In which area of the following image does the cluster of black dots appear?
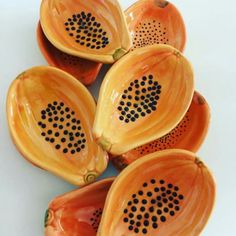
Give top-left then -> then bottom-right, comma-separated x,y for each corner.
90,208 -> 103,232
123,179 -> 184,234
38,101 -> 86,155
64,12 -> 109,50
58,51 -> 81,66
136,112 -> 190,155
132,21 -> 168,50
118,75 -> 161,123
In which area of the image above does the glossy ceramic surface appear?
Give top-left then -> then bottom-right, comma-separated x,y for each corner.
7,66 -> 108,186
93,44 -> 194,155
126,0 -> 186,51
113,91 -> 210,171
45,178 -> 114,236
40,0 -> 132,63
37,22 -> 102,85
98,149 -> 216,236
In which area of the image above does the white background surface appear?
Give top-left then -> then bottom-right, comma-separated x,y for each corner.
0,0 -> 236,235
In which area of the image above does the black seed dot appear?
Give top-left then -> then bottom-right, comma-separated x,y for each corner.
174,200 -> 179,205
150,179 -> 156,184
168,184 -> 173,188
174,186 -> 179,191
149,207 -> 154,213
41,132 -> 46,136
128,226 -> 133,231
132,199 -> 138,206
151,199 -> 156,204
55,144 -> 60,149
144,220 -> 149,226
160,216 -> 166,222
129,213 -> 134,218
137,215 -> 142,220
138,191 -> 143,196
169,196 -> 174,201
63,148 -> 68,153
179,195 -> 184,200
143,182 -> 148,187
131,206 -> 137,212
140,207 -> 145,212
142,228 -> 147,234
142,199 -> 147,204
61,138 -> 66,143
154,187 -> 159,192
175,206 -> 180,211
47,130 -> 52,135
153,223 -> 158,229
124,209 -> 128,214
163,198 -> 168,203
170,211 -> 175,216
42,124 -> 46,128
157,209 -> 162,215
164,207 -> 169,213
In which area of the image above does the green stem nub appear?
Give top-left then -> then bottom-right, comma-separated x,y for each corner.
195,158 -> 204,167
155,0 -> 169,8
44,209 -> 53,227
84,172 -> 98,184
113,48 -> 127,61
98,137 -> 112,152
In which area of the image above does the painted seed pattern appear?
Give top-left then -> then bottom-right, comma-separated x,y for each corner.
118,75 -> 161,123
135,112 -> 190,155
90,208 -> 103,232
38,101 -> 86,155
59,51 -> 81,66
132,20 -> 168,50
123,179 -> 184,234
65,12 -> 109,50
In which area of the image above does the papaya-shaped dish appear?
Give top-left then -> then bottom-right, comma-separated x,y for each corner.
45,177 -> 114,236
37,22 -> 102,85
126,0 -> 186,52
112,91 -> 210,171
93,44 -> 194,155
40,0 -> 132,63
7,66 -> 108,186
98,149 -> 216,236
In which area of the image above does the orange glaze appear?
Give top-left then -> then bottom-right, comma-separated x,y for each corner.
40,0 -> 132,63
45,178 -> 114,236
93,45 -> 194,155
7,66 -> 108,186
37,22 -> 102,85
98,150 -> 216,236
112,91 -> 210,171
126,0 -> 186,52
